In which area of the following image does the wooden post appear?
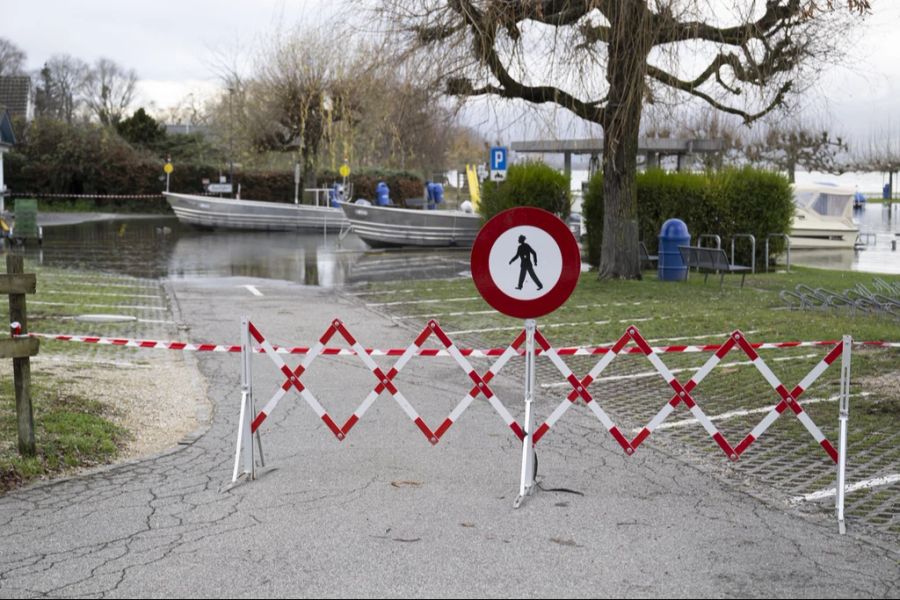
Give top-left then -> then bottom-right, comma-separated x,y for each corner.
6,254 -> 36,456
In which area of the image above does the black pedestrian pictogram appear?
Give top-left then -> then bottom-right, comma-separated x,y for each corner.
509,235 -> 543,291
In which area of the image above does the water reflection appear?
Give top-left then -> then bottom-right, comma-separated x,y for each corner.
17,217 -> 474,286
9,205 -> 900,284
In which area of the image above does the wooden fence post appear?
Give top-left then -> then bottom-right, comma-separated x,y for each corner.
3,253 -> 39,457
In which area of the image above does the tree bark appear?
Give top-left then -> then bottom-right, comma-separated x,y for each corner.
598,2 -> 653,280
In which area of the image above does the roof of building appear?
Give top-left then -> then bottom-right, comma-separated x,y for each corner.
511,137 -> 724,155
0,76 -> 32,119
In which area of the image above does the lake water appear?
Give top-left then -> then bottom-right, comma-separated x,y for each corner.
9,204 -> 900,284
22,217 -> 473,286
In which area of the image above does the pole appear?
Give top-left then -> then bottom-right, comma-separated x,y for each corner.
836,335 -> 851,534
232,317 -> 256,482
229,87 -> 235,189
7,254 -> 35,457
514,318 -> 537,509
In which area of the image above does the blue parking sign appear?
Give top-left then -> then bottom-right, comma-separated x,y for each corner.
490,146 -> 508,171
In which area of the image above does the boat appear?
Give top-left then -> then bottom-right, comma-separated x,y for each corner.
164,192 -> 348,232
790,183 -> 859,249
339,201 -> 482,248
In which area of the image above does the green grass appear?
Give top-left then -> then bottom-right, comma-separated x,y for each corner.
361,267 -> 900,347
0,376 -> 127,492
0,263 -> 152,491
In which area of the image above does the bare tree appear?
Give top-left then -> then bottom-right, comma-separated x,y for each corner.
378,0 -> 870,278
243,27 -> 354,187
34,54 -> 89,123
0,38 -> 26,76
83,58 -> 137,126
745,121 -> 848,182
855,127 -> 900,195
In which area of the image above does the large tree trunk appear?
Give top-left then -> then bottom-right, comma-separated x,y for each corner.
598,2 -> 653,280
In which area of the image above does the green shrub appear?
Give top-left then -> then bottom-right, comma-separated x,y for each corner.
583,167 -> 792,268
479,162 -> 570,221
711,167 -> 793,263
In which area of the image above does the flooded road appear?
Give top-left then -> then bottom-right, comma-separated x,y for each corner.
24,216 -> 473,286
10,203 -> 900,283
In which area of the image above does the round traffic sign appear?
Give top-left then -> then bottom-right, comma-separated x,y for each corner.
471,207 -> 581,319
339,164 -> 351,178
163,162 -> 174,174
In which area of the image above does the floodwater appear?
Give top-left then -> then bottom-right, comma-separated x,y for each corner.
790,203 -> 900,275
9,204 -> 900,284
19,217 -> 473,286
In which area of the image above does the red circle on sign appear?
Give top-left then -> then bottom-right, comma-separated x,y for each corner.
471,207 -> 581,319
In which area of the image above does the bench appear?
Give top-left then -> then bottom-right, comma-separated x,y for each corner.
639,242 -> 658,270
678,246 -> 751,288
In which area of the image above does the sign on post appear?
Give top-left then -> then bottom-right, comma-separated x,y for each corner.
471,206 -> 581,319
470,206 -> 581,508
489,146 -> 508,181
208,183 -> 234,194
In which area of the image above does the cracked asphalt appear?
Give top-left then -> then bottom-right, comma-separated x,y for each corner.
0,277 -> 897,598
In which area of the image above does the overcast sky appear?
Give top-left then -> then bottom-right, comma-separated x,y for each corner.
6,0 -> 900,145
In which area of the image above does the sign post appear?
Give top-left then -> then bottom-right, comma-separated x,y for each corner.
163,161 -> 174,193
489,146 -> 508,181
470,206 -> 581,508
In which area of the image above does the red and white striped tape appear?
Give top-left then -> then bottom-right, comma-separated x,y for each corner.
16,330 -> 900,354
9,193 -> 163,199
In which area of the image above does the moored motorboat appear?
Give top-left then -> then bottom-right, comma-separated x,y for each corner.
164,192 -> 348,231
790,183 -> 859,249
339,201 -> 481,248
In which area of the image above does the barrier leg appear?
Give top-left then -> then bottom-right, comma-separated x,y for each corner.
514,319 -> 537,509
231,317 -> 257,484
836,335 -> 852,534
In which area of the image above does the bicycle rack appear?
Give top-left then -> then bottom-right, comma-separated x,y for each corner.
765,233 -> 791,273
731,234 -> 756,274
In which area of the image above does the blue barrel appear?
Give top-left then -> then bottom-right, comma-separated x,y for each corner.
375,181 -> 390,206
657,218 -> 690,281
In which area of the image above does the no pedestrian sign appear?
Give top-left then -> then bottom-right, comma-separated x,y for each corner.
471,207 -> 581,319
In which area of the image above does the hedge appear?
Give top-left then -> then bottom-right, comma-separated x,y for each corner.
5,118 -> 424,211
479,162 -> 571,221
583,167 -> 793,267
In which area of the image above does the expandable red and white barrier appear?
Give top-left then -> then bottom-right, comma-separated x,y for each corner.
230,317 -> 856,532
19,329 -> 900,355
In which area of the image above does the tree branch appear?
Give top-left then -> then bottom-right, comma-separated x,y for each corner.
646,64 -> 791,124
447,0 -> 605,123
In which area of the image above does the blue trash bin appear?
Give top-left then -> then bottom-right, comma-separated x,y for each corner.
884,183 -> 892,200
658,218 -> 690,281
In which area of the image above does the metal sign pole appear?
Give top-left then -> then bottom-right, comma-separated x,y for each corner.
836,335 -> 852,534
514,318 -> 537,508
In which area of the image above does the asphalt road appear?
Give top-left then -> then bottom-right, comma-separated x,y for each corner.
0,277 -> 897,598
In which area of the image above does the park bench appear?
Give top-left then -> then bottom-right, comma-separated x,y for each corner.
678,245 -> 751,288
639,242 -> 658,270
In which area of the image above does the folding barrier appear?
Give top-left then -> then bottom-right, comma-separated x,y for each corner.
230,317 -> 855,533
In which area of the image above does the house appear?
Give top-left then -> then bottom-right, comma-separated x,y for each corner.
0,76 -> 34,122
0,109 -> 15,213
